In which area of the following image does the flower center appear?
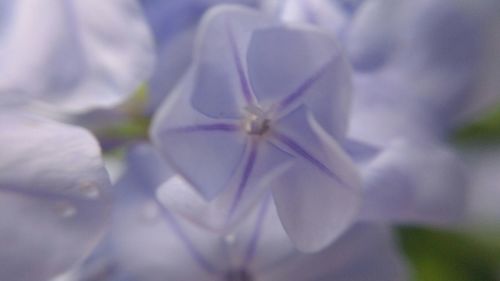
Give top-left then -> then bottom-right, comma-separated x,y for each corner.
243,106 -> 270,136
224,269 -> 254,281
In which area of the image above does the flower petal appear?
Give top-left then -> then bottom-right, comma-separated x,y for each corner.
359,139 -> 466,225
260,223 -> 409,281
270,110 -> 361,252
140,0 -> 258,113
0,111 -> 111,281
247,25 -> 351,139
157,141 -> 294,232
151,70 -> 248,199
108,144 -> 225,281
461,144 -> 500,226
0,0 -> 154,112
188,5 -> 277,118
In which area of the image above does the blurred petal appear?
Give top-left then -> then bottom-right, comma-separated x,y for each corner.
140,0 -> 257,113
349,72 -> 444,146
346,0 -> 405,71
109,144 -> 225,281
157,141 -> 294,232
0,111 -> 111,281
190,5 -> 276,119
359,139 -> 466,225
0,0 -> 154,112
259,223 -> 409,281
271,112 -> 361,252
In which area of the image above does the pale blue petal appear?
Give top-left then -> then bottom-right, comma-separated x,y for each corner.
156,141 -> 294,232
273,0 -> 349,36
259,223 -> 409,281
151,70 -> 247,200
346,0 -> 404,71
0,111 -> 111,281
0,0 -> 154,112
189,5 -> 276,119
247,25 -> 351,139
271,111 -> 361,252
109,143 -> 225,281
349,0 -> 500,129
349,72 -> 444,146
359,139 -> 466,225
140,0 -> 257,113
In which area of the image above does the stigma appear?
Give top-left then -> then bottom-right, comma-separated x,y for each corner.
242,106 -> 270,136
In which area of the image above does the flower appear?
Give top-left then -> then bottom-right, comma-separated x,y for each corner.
151,5 -> 361,252
76,143 -> 409,281
0,0 -> 154,113
0,110 -> 111,281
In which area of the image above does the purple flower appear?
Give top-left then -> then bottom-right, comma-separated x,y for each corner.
268,0 -> 476,225
80,143 -> 408,281
0,0 -> 154,112
0,110 -> 111,281
347,0 -> 500,138
151,5 -> 361,252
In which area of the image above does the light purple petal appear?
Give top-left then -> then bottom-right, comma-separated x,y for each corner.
346,0 -> 409,71
0,111 -> 111,281
349,72 -> 444,146
109,144 -> 226,281
156,141 -> 294,232
259,223 -> 409,281
189,5 -> 276,119
142,0 -> 259,113
359,139 -> 466,225
151,70 -> 247,200
247,25 -> 351,139
349,0 -> 500,129
0,0 -> 154,112
270,112 -> 361,252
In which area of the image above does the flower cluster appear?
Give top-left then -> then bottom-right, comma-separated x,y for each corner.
1,0 -> 500,280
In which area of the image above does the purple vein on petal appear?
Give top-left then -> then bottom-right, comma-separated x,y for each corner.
165,123 -> 240,134
155,197 -> 220,274
275,56 -> 337,113
138,182 -> 220,274
228,141 -> 258,219
272,132 -> 348,188
225,19 -> 255,105
243,194 -> 271,266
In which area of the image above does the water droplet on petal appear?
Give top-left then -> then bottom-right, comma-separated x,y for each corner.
78,181 -> 100,199
55,202 -> 77,218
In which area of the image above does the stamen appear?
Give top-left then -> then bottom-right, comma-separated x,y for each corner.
243,106 -> 271,136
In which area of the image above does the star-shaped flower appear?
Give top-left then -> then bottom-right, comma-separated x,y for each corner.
78,143 -> 408,281
152,5 -> 360,252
